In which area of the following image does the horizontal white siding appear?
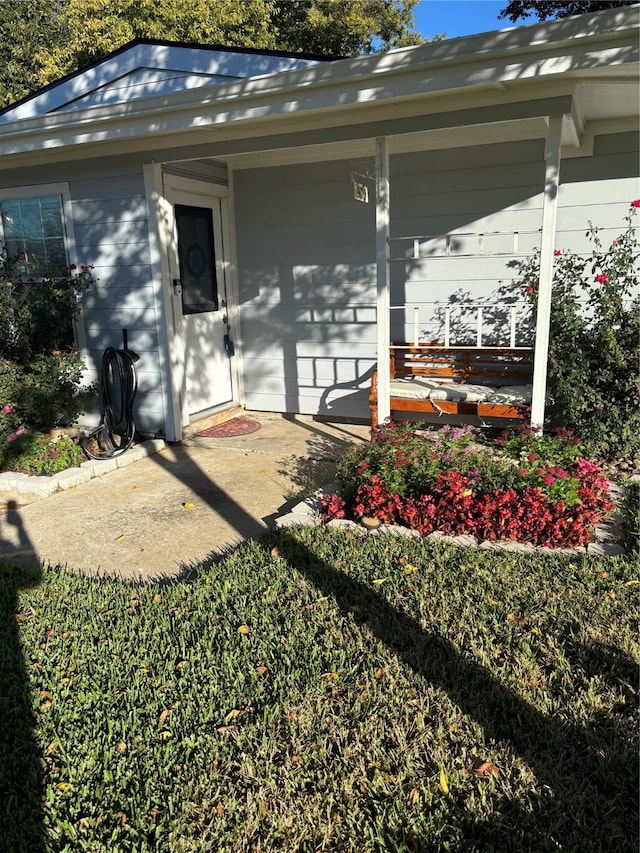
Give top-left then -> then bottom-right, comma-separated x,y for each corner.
0,162 -> 169,435
557,132 -> 639,253
234,132 -> 639,420
235,159 -> 377,419
1,129 -> 636,432
234,142 -> 548,418
389,140 -> 546,347
68,171 -> 167,435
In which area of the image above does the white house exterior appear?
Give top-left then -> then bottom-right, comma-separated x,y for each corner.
0,6 -> 638,441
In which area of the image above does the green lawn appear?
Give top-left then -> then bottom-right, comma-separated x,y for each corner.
1,527 -> 638,852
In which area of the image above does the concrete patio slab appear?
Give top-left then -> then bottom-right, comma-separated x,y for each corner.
0,414 -> 370,581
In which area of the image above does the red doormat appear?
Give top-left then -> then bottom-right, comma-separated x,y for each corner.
195,417 -> 262,438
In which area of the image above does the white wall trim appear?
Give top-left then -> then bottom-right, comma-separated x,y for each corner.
0,181 -> 70,199
221,168 -> 245,407
143,163 -> 182,442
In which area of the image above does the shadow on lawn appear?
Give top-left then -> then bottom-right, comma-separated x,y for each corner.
0,501 -> 46,851
274,530 -> 638,852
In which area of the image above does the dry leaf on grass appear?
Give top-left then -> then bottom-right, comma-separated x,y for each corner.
439,767 -> 449,793
216,725 -> 239,736
471,760 -> 501,780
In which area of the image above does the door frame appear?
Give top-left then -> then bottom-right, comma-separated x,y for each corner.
145,164 -> 242,442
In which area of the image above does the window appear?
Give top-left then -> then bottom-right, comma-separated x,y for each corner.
0,192 -> 67,274
174,203 -> 219,314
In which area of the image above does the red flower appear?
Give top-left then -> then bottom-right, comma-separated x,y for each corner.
553,249 -> 562,256
68,263 -> 77,270
595,273 -> 607,283
320,493 -> 346,520
631,199 -> 640,208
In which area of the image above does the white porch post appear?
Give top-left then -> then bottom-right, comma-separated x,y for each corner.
531,114 -> 563,431
375,136 -> 391,426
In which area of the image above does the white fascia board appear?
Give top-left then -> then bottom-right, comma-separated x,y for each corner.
0,86 -> 579,169
0,5 -> 636,158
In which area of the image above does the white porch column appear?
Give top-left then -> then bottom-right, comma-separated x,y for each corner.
375,136 -> 391,425
531,114 -> 563,431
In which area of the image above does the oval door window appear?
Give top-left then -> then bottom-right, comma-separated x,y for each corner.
186,244 -> 206,278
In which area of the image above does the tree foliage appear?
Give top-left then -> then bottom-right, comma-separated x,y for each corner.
499,0 -> 636,23
0,0 -> 421,108
0,0 -> 60,108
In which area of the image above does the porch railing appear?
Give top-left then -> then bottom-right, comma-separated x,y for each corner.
390,228 -> 542,260
389,302 -> 533,350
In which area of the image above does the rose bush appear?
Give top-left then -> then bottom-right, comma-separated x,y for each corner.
512,201 -> 640,460
321,422 -> 614,548
0,248 -> 97,472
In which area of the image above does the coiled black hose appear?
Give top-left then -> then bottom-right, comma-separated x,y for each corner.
82,346 -> 138,459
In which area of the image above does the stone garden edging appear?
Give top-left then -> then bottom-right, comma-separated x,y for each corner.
0,439 -> 166,500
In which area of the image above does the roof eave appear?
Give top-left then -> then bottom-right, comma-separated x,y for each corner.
0,4 -> 637,162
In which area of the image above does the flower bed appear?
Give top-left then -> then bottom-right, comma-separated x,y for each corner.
1,404 -> 85,475
321,423 -> 614,548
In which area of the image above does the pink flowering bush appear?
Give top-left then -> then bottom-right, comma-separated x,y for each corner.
0,249 -> 97,436
512,201 -> 639,459
0,250 -> 97,472
0,398 -> 85,475
321,422 -> 614,548
0,401 -> 25,447
1,430 -> 85,476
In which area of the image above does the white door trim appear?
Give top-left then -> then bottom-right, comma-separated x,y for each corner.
144,163 -> 183,442
162,172 -> 240,428
145,166 -> 241,442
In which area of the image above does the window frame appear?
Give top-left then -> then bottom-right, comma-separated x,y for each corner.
0,182 -> 86,351
0,182 -> 78,271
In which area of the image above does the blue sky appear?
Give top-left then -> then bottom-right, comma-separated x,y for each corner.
411,0 -> 534,40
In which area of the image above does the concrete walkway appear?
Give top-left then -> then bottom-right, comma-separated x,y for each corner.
0,414 -> 369,581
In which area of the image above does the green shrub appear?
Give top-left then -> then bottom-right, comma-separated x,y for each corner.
512,200 -> 640,460
0,398 -> 23,443
0,431 -> 85,475
17,350 -> 96,429
623,479 -> 640,556
0,252 -> 97,448
0,261 -> 92,358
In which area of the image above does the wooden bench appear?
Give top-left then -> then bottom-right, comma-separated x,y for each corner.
369,343 -> 534,430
